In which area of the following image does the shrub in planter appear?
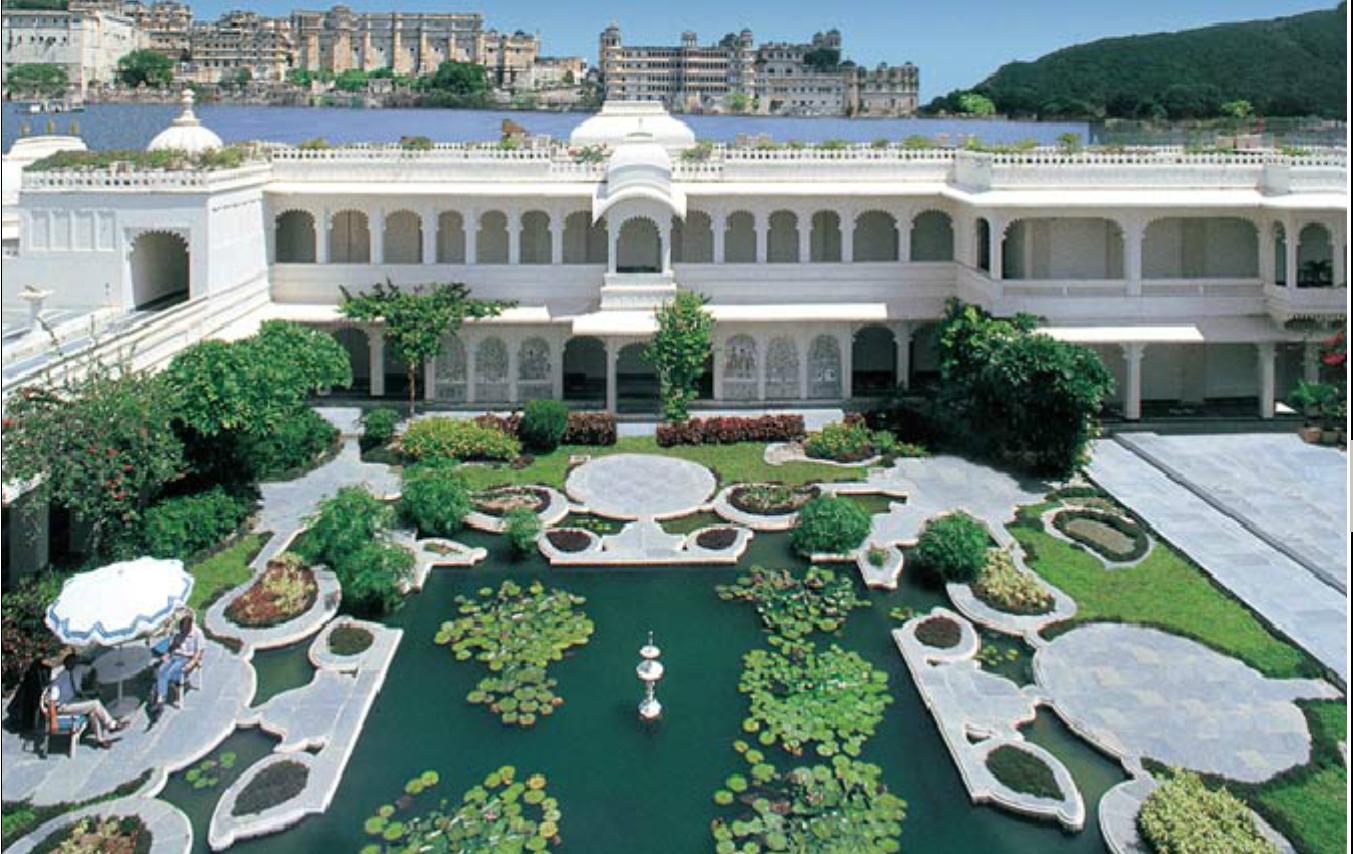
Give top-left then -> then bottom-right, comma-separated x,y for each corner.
655,414 -> 806,447
1053,508 -> 1149,562
729,483 -> 819,515
519,399 -> 569,452
1137,769 -> 1275,854
399,417 -> 521,462
790,495 -> 871,555
294,486 -> 394,570
545,529 -> 592,553
225,554 -> 318,628
328,624 -> 374,656
231,760 -> 310,817
985,745 -> 1061,800
561,411 -> 616,446
235,407 -> 337,480
361,407 -> 400,449
914,512 -> 991,583
140,487 -> 251,560
401,460 -> 471,537
504,506 -> 542,556
32,814 -> 151,854
914,615 -> 961,648
972,549 -> 1053,615
341,542 -> 415,616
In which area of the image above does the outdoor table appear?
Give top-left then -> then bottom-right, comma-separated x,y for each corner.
92,645 -> 154,717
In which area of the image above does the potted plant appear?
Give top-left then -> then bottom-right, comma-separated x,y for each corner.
1289,380 -> 1335,443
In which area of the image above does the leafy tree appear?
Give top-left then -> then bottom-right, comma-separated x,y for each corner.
1220,98 -> 1254,118
421,60 -> 489,105
117,49 -> 174,88
334,68 -> 368,92
1,360 -> 183,557
956,92 -> 997,116
5,63 -> 67,98
645,290 -> 712,422
340,280 -> 512,416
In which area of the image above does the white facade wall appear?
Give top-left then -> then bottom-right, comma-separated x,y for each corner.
1,8 -> 147,95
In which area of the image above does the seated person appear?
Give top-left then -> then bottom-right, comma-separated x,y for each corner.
48,653 -> 127,748
150,612 -> 204,712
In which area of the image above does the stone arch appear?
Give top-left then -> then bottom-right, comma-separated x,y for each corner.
563,336 -> 606,401
329,210 -> 370,263
1142,217 -> 1258,278
764,336 -> 800,399
617,341 -> 659,412
852,325 -> 896,395
724,211 -> 756,263
616,216 -> 661,273
274,210 -> 315,263
477,211 -> 510,265
810,210 -> 842,262
910,210 -> 954,261
383,209 -> 422,264
517,336 -> 552,400
434,335 -> 467,402
672,210 -> 713,263
767,210 -> 799,263
436,211 -> 466,264
808,335 -> 842,399
1296,223 -> 1334,287
1003,217 -> 1125,279
563,211 -> 607,264
129,231 -> 189,309
520,210 -> 551,265
853,211 -> 898,262
722,334 -> 759,401
332,326 -> 371,394
474,337 -> 510,401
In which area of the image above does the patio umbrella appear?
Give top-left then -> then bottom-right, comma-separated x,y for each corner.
45,557 -> 194,647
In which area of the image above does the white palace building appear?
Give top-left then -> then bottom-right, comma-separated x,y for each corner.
2,98 -> 1348,418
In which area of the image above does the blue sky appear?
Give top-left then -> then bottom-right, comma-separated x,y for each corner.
192,0 -> 1338,98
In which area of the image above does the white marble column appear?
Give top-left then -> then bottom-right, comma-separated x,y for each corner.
465,208 -> 478,265
1122,221 -> 1144,295
755,213 -> 768,264
316,209 -> 330,264
550,219 -> 564,265
797,218 -> 812,263
841,330 -> 854,400
508,211 -> 521,265
797,334 -> 809,399
712,212 -> 727,263
1120,342 -> 1145,420
660,220 -> 673,274
551,334 -> 565,399
711,336 -> 725,402
369,328 -> 386,398
507,338 -> 520,403
1256,341 -> 1276,419
1284,220 -> 1299,288
420,208 -> 436,265
605,339 -> 618,413
371,208 -> 385,265
755,332 -> 767,401
841,213 -> 854,263
989,218 -> 1005,281
893,322 -> 913,389
607,221 -> 619,274
465,336 -> 477,404
1257,222 -> 1276,286
898,213 -> 913,263
1333,229 -> 1346,288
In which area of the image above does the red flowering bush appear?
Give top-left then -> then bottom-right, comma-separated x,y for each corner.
471,411 -> 616,447
655,415 -> 806,447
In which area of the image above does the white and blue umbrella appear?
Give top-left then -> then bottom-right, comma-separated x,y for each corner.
45,557 -> 194,647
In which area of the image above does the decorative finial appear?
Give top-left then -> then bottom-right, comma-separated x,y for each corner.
172,87 -> 200,127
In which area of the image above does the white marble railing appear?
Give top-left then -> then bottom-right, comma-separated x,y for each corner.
21,162 -> 271,191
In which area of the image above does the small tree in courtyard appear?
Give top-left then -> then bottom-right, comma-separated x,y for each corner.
645,290 -> 712,422
340,280 -> 513,416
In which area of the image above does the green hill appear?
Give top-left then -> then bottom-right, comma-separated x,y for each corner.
946,4 -> 1347,119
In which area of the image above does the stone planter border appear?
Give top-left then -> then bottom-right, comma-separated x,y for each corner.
463,485 -> 569,533
1,797 -> 193,854
538,519 -> 753,566
205,567 -> 341,654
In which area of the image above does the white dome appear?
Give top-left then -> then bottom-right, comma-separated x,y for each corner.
570,100 -> 695,151
607,132 -> 672,173
147,89 -> 222,154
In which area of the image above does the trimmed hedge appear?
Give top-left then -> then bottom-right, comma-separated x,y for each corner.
474,410 -> 618,446
141,487 -> 252,559
400,417 -> 521,462
655,414 -> 805,447
913,512 -> 992,583
1053,508 -> 1149,562
986,745 -> 1062,800
790,495 -> 871,555
519,399 -> 569,451
1138,769 -> 1275,854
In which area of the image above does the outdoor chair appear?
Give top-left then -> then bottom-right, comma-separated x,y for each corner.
38,686 -> 88,759
168,650 -> 204,707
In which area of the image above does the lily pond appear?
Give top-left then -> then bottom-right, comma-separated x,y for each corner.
162,529 -> 1126,853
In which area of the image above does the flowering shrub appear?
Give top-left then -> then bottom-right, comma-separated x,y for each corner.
972,549 -> 1053,615
473,411 -> 617,447
1,572 -> 65,692
655,414 -> 805,447
1138,769 -> 1275,854
400,417 -> 521,462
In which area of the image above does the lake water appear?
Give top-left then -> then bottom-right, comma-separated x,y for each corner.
158,528 -> 1123,854
2,103 -> 1090,151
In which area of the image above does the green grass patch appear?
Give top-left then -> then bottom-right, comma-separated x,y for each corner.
1011,503 -> 1310,679
1247,700 -> 1348,854
455,437 -> 859,492
187,533 -> 268,616
1,770 -> 151,844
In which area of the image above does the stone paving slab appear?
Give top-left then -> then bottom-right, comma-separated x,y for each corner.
564,454 -> 716,520
1034,623 -> 1340,784
1,796 -> 193,854
1115,432 -> 1347,590
1089,440 -> 1348,683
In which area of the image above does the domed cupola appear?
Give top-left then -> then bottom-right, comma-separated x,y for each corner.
147,89 -> 223,154
570,100 -> 696,151
592,129 -> 685,223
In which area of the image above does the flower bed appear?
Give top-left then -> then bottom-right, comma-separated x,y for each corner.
31,815 -> 151,854
231,760 -> 310,817
1138,770 -> 1275,854
328,624 -> 374,656
545,529 -> 592,553
729,483 -> 819,516
972,550 -> 1054,615
1053,508 -> 1149,562
656,414 -> 805,447
914,616 -> 961,649
695,527 -> 739,550
224,554 -> 317,628
985,745 -> 1061,800
399,417 -> 522,462
717,566 -> 866,639
474,411 -> 617,446
471,486 -> 550,517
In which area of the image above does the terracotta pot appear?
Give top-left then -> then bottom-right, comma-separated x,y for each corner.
1298,426 -> 1322,443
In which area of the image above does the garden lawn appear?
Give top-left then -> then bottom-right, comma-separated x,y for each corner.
455,437 -> 860,492
1247,701 -> 1347,854
1010,503 -> 1310,679
187,534 -> 268,615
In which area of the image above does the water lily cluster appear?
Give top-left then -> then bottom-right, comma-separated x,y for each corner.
434,580 -> 593,727
360,766 -> 562,853
716,566 -> 867,639
738,638 -> 892,757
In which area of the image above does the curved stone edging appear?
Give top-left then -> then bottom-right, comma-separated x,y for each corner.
763,441 -> 882,468
463,486 -> 569,533
538,519 -> 753,566
391,530 -> 489,591
945,546 -> 1075,643
204,567 -> 341,654
711,485 -> 801,531
564,454 -> 717,520
1099,776 -> 1295,854
208,752 -> 318,851
855,544 -> 904,589
970,738 -> 1084,830
1040,506 -> 1153,569
308,617 -> 385,673
1,796 -> 192,854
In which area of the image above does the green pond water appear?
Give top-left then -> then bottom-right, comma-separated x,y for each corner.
162,529 -> 1121,853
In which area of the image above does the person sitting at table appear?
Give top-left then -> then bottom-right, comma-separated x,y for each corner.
48,653 -> 128,748
150,612 -> 204,714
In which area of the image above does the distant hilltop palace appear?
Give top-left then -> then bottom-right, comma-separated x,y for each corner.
1,100 -> 1345,424
598,25 -> 919,116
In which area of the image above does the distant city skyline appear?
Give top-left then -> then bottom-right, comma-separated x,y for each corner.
168,0 -> 1337,98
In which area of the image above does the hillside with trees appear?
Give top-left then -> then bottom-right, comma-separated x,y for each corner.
926,4 -> 1346,119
